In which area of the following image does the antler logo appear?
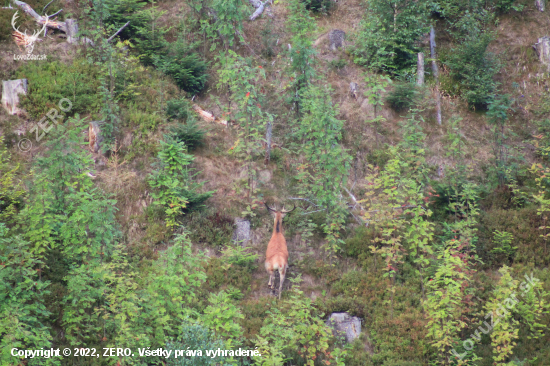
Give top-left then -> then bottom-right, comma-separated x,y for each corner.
11,11 -> 48,55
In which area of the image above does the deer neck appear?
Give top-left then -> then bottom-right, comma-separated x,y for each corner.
273,214 -> 283,236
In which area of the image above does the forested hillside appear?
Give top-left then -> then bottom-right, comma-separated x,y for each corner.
1,0 -> 550,365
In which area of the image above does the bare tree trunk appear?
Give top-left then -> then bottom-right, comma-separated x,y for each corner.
65,19 -> 78,44
535,36 -> 550,71
264,120 -> 272,165
430,26 -> 442,125
89,121 -> 103,153
536,0 -> 545,12
417,52 -> 424,85
1,79 -> 28,115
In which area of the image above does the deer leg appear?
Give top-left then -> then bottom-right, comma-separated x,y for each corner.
278,265 -> 287,300
267,268 -> 274,289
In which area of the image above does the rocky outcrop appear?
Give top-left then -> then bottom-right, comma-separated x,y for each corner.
329,30 -> 345,51
232,218 -> 251,246
325,312 -> 361,343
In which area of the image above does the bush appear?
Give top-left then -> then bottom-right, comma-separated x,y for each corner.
386,82 -> 419,112
166,324 -> 226,366
444,31 -> 500,109
15,59 -> 101,119
328,58 -> 347,71
166,98 -> 190,121
302,0 -> 333,13
154,38 -> 208,95
185,210 -> 234,249
169,118 -> 206,151
220,245 -> 259,271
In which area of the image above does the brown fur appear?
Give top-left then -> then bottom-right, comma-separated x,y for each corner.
265,207 -> 291,299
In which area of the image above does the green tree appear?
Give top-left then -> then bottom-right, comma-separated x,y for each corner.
487,94 -> 514,186
0,136 -> 25,225
20,117 -> 117,263
296,86 -> 351,258
353,0 -> 430,73
216,50 -> 270,210
149,138 -> 213,228
0,225 -> 59,366
287,0 -> 317,104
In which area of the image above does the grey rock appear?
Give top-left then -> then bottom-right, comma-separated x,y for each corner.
325,312 -> 361,343
232,218 -> 251,246
329,29 -> 345,51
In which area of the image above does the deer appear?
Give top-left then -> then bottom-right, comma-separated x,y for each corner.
264,203 -> 295,299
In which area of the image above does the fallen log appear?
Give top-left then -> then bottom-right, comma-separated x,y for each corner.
13,1 -> 96,45
14,0 -> 67,32
249,0 -> 269,20
192,104 -> 228,126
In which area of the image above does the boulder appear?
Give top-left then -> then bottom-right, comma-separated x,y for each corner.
232,218 -> 251,246
1,79 -> 28,115
325,312 -> 361,343
328,29 -> 345,51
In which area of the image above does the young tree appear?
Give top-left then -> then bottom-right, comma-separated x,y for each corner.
21,117 -> 117,264
149,138 -> 213,228
216,50 -> 271,212
0,136 -> 25,226
296,86 -> 351,258
0,225 -> 58,366
353,0 -> 430,73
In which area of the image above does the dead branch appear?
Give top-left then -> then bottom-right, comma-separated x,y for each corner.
107,21 -> 130,42
249,0 -> 268,20
42,0 -> 54,13
14,0 -> 67,32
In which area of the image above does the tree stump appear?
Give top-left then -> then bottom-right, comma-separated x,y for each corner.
328,30 -> 345,51
89,121 -> 103,153
535,36 -> 550,70
66,19 -> 79,44
417,52 -> 425,85
536,0 -> 545,12
1,79 -> 28,115
349,82 -> 358,99
325,312 -> 362,343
